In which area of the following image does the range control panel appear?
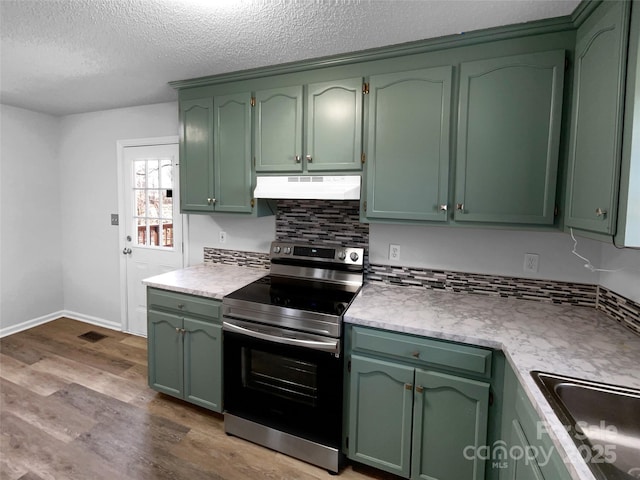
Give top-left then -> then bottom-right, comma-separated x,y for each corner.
270,241 -> 364,266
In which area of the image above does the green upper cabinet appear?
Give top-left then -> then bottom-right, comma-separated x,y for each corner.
306,78 -> 363,171
455,50 -> 565,225
180,98 -> 215,212
213,92 -> 253,213
255,80 -> 364,173
180,93 -> 262,215
565,0 -> 631,235
254,86 -> 304,172
365,67 -> 452,222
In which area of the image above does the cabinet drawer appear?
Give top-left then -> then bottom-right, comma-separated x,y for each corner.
351,326 -> 492,377
147,288 -> 221,321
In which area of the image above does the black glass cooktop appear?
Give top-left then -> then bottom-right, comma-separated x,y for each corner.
225,275 -> 359,317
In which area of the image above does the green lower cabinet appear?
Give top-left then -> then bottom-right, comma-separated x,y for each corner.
348,354 -> 489,480
349,355 -> 414,477
412,370 -> 489,480
148,310 -> 183,397
504,420 -> 545,480
147,288 -> 223,413
183,319 -> 222,411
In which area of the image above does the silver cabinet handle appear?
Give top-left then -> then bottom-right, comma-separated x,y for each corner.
207,198 -> 216,205
175,327 -> 180,333
177,303 -> 185,309
595,208 -> 607,217
416,385 -> 424,394
439,204 -> 448,212
306,154 -> 313,163
294,155 -> 301,163
456,203 -> 464,211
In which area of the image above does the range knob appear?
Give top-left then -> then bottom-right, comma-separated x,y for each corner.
284,246 -> 292,254
338,250 -> 347,260
350,252 -> 359,262
273,246 -> 281,254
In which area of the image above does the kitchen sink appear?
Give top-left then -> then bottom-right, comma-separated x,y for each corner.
531,371 -> 640,480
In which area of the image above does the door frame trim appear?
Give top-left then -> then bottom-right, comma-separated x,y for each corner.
116,136 -> 185,334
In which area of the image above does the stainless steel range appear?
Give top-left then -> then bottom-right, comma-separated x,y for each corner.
222,241 -> 364,474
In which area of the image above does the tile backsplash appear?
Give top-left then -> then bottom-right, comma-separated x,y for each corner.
367,264 -> 598,307
202,198 -> 639,337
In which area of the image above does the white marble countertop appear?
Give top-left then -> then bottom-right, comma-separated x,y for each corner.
142,263 -> 267,300
345,283 -> 640,480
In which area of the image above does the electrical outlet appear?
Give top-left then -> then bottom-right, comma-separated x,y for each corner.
219,231 -> 227,243
389,244 -> 400,261
523,253 -> 539,273
110,214 -> 119,226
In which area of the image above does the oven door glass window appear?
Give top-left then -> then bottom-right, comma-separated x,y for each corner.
243,349 -> 318,406
224,331 -> 342,447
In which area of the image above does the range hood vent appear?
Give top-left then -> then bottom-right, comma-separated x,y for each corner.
254,175 -> 361,200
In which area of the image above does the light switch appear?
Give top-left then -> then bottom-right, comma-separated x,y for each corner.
111,214 -> 119,226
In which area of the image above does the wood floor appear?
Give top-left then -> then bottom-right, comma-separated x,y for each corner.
0,318 -> 397,480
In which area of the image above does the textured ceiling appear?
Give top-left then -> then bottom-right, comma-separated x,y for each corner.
0,0 -> 579,117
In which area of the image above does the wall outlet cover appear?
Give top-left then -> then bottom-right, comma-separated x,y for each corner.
389,244 -> 400,261
524,253 -> 539,273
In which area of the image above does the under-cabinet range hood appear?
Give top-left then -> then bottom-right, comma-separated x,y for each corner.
253,175 -> 361,200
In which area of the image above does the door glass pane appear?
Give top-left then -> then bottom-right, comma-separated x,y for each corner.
160,158 -> 173,188
131,157 -> 175,249
147,159 -> 159,188
134,161 -> 146,187
135,190 -> 147,217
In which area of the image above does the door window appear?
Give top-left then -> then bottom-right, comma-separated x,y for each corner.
133,157 -> 174,248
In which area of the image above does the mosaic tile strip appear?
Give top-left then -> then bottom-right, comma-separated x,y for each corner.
203,248 -> 270,269
597,287 -> 640,336
275,199 -> 370,270
367,264 -> 598,307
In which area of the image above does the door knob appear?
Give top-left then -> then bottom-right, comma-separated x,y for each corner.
122,248 -> 132,255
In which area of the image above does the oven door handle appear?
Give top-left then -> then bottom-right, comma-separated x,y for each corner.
223,320 -> 340,355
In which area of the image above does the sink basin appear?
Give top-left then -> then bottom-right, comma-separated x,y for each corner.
531,371 -> 640,480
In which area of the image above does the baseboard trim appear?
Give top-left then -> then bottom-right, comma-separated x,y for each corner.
0,310 -> 122,338
62,311 -> 122,332
0,310 -> 66,338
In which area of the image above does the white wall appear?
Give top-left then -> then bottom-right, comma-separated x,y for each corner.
0,104 -> 63,333
187,214 -> 274,265
58,102 -> 178,325
369,223 -> 601,284
599,243 -> 640,303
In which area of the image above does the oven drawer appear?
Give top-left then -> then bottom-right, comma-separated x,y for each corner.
147,287 -> 221,321
350,326 -> 492,377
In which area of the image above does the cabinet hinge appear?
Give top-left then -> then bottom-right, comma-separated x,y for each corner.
251,198 -> 255,208
253,156 -> 256,167
346,436 -> 349,449
564,57 -> 570,71
489,391 -> 494,406
361,152 -> 366,164
250,97 -> 256,107
363,201 -> 367,212
362,83 -> 369,95
554,204 -> 559,217
347,360 -> 351,373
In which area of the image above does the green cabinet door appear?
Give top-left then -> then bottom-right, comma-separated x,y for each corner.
455,50 -> 565,224
348,354 -> 414,477
411,370 -> 489,480
254,86 -> 303,172
183,319 -> 222,412
148,310 -> 183,397
504,420 -> 545,480
565,0 -> 631,234
306,78 -> 363,171
213,92 -> 253,213
180,98 -> 215,212
365,67 -> 452,222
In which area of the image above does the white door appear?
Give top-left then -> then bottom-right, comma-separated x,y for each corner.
122,143 -> 183,336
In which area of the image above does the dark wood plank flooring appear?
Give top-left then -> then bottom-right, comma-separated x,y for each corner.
0,318 -> 397,480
